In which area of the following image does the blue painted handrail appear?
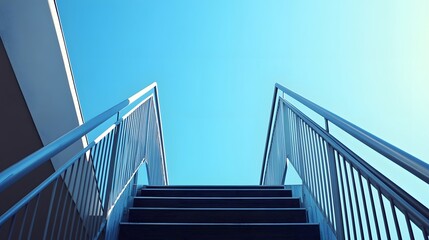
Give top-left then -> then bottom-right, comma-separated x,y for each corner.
261,83 -> 429,239
261,83 -> 429,185
0,82 -> 168,239
0,82 -> 167,193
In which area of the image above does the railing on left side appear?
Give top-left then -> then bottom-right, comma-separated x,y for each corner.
0,82 -> 168,239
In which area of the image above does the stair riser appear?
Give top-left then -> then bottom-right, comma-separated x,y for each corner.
128,209 -> 307,223
134,197 -> 301,208
143,185 -> 285,189
120,187 -> 320,240
119,223 -> 320,240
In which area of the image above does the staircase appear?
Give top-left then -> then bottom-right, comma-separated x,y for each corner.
119,185 -> 320,239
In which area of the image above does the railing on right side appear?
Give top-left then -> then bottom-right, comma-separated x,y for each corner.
261,83 -> 429,240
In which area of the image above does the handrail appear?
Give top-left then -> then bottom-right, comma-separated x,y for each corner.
261,83 -> 429,239
0,82 -> 167,239
0,82 -> 167,193
261,82 -> 429,185
282,96 -> 429,234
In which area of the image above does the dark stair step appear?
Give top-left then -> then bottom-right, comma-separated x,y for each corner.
143,185 -> 285,189
128,208 -> 307,223
119,223 -> 320,240
138,189 -> 292,197
133,196 -> 301,208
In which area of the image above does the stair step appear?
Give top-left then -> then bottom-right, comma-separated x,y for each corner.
128,208 -> 307,223
138,189 -> 292,197
143,185 -> 285,189
119,223 -> 320,240
133,196 -> 301,208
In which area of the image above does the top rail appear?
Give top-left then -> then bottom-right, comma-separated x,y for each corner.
0,82 -> 167,193
260,82 -> 429,184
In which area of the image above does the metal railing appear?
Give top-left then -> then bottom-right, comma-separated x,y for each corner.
0,82 -> 168,239
261,83 -> 429,239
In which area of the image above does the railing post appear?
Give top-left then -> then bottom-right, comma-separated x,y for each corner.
325,118 -> 330,132
260,86 -> 279,185
327,143 -> 345,240
103,123 -> 121,217
296,117 -> 306,181
153,85 -> 168,185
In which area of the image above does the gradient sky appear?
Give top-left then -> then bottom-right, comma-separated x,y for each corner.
57,0 -> 429,186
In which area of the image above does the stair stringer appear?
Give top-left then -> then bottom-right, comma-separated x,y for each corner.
286,184 -> 336,240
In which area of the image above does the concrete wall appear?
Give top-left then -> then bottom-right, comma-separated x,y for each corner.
0,36 -> 55,212
0,0 -> 98,237
0,0 -> 87,170
0,36 -> 89,239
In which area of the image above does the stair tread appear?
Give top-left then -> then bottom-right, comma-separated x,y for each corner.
134,196 -> 299,199
121,222 -> 318,226
130,207 -> 306,210
139,189 -> 292,197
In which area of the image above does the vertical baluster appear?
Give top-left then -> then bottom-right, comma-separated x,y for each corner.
68,156 -> 85,239
306,126 -> 318,203
50,170 -> 67,238
64,157 -> 82,238
118,119 -> 130,192
289,111 -> 299,175
367,181 -> 381,240
337,152 -> 350,240
142,103 -> 151,173
79,159 -> 92,240
145,114 -> 153,185
390,200 -> 402,240
56,162 -> 76,239
98,136 -> 110,201
358,173 -> 372,240
350,164 -> 364,239
326,144 -> 345,240
378,191 -> 391,240
87,175 -> 99,238
18,204 -> 29,239
305,123 -> 315,193
103,123 -> 122,216
296,117 -> 307,186
422,227 -> 428,240
118,127 -> 128,198
321,139 -> 334,225
122,120 -> 131,187
300,123 -> 312,192
7,215 -> 16,240
304,123 -> 316,196
343,157 -> 357,240
309,129 -> 319,201
312,131 -> 326,214
129,111 -> 139,181
27,193 -> 40,238
101,132 -> 113,203
43,178 -> 59,239
405,213 -> 415,240
315,135 -> 328,220
115,121 -> 126,193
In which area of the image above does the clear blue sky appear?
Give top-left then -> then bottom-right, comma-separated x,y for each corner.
57,0 -> 429,186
